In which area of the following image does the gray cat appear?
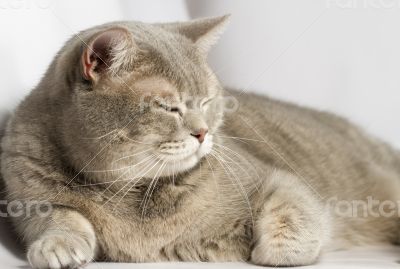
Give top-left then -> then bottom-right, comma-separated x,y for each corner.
2,15 -> 400,269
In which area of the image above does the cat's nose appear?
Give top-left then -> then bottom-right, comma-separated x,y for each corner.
191,128 -> 208,143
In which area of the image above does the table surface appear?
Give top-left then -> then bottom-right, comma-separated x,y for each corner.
3,245 -> 400,269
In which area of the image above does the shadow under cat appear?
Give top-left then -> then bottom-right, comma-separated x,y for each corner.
0,112 -> 25,260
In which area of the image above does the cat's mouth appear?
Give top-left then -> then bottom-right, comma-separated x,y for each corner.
155,134 -> 213,172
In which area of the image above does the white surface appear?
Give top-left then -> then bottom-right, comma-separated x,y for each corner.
1,1 -> 400,268
84,246 -> 400,268
84,246 -> 400,269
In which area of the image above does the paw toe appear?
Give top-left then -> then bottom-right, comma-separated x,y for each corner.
27,234 -> 93,269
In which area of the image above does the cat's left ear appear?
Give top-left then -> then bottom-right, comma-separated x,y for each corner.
165,15 -> 231,54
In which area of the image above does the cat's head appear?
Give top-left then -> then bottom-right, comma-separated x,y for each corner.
61,16 -> 230,179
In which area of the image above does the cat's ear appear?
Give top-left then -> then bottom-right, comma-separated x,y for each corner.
167,15 -> 231,53
81,27 -> 136,82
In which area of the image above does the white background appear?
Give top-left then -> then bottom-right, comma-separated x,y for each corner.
1,0 -> 400,147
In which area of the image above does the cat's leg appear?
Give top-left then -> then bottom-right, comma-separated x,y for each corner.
251,170 -> 330,266
24,208 -> 97,269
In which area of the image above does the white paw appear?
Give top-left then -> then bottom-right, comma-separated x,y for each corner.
27,232 -> 94,269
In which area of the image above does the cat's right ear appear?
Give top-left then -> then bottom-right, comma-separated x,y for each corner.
81,27 -> 136,83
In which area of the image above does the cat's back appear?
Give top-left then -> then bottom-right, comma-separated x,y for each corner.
221,89 -> 400,191
223,89 -> 372,154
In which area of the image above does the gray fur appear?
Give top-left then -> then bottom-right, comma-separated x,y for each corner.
1,16 -> 400,268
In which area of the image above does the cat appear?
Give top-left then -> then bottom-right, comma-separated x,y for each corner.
2,15 -> 400,269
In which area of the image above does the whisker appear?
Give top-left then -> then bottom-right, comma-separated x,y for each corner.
214,134 -> 267,144
103,154 -> 155,194
103,156 -> 159,206
213,143 -> 261,193
123,136 -> 155,145
111,158 -> 160,212
112,148 -> 153,163
172,160 -> 176,185
99,154 -> 156,194
74,154 -> 155,187
81,128 -> 120,140
209,151 -> 255,228
238,115 -> 323,199
204,155 -> 222,208
140,158 -> 165,220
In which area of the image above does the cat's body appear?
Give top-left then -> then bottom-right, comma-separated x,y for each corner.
2,17 -> 400,268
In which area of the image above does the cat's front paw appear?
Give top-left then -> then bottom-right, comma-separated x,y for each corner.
27,232 -> 94,269
250,234 -> 321,266
250,203 -> 323,266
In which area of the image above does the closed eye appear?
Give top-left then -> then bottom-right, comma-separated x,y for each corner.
170,107 -> 180,113
201,97 -> 215,107
156,101 -> 181,115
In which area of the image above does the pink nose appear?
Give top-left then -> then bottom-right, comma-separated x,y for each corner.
191,128 -> 208,143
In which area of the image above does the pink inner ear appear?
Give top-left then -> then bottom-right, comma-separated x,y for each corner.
82,36 -> 112,81
82,49 -> 94,80
81,28 -> 130,81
